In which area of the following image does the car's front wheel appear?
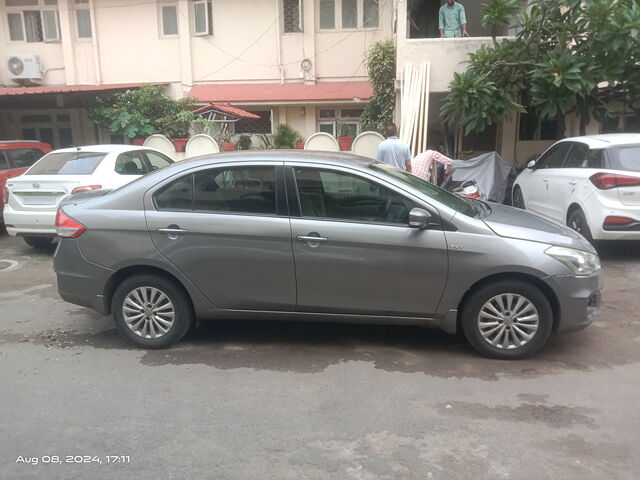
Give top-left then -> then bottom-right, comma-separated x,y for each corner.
23,236 -> 55,249
112,274 -> 193,349
461,280 -> 553,359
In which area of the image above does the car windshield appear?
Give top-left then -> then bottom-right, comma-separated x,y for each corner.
605,145 -> 640,172
369,162 -> 477,217
26,152 -> 106,175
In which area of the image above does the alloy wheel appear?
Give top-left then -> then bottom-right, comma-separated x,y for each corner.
477,294 -> 539,349
122,286 -> 175,339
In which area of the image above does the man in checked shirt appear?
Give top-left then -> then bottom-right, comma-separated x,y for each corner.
411,148 -> 454,184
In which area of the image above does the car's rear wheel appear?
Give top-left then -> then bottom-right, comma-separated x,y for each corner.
567,208 -> 593,242
512,186 -> 525,209
23,236 -> 55,249
112,274 -> 193,349
461,280 -> 553,359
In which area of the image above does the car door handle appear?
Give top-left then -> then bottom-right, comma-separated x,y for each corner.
297,235 -> 328,242
542,177 -> 549,182
158,228 -> 188,234
568,180 -> 577,186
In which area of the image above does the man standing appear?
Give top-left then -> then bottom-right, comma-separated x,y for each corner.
376,123 -> 412,172
439,0 -> 468,38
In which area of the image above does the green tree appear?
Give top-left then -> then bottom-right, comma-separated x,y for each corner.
361,39 -> 396,133
441,0 -> 640,135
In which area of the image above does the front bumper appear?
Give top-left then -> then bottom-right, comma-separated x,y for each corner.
53,238 -> 114,314
545,271 -> 603,332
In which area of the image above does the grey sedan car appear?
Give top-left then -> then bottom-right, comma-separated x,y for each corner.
52,151 -> 602,359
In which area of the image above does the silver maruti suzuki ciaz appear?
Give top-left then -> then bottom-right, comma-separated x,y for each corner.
52,151 -> 603,359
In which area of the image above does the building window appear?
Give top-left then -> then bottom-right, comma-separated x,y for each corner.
192,0 -> 212,36
341,0 -> 357,29
159,2 -> 178,37
5,0 -> 60,43
319,0 -> 335,29
362,0 -> 379,28
234,111 -> 273,135
518,111 -> 564,141
20,111 -> 73,149
283,0 -> 302,33
74,0 -> 92,39
318,108 -> 363,137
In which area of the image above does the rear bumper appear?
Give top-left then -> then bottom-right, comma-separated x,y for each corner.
585,196 -> 640,240
53,238 -> 113,314
3,206 -> 56,236
545,271 -> 603,332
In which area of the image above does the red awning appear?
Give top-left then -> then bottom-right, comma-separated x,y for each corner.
192,102 -> 260,119
188,81 -> 372,103
0,83 -> 162,96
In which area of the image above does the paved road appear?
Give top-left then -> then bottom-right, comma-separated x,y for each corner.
1,231 -> 639,480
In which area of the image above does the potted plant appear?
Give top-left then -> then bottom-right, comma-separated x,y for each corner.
155,109 -> 195,152
273,124 -> 299,149
335,117 -> 354,151
88,85 -> 197,150
237,134 -> 252,150
294,134 -> 305,149
258,134 -> 275,149
217,132 -> 236,151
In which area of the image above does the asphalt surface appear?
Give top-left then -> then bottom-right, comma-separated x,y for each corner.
0,230 -> 639,480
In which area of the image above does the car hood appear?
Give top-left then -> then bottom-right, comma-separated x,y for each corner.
482,202 -> 595,253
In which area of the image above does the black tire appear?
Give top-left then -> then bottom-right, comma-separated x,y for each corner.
23,236 -> 55,249
111,274 -> 193,349
512,186 -> 525,209
567,208 -> 593,242
461,280 -> 553,359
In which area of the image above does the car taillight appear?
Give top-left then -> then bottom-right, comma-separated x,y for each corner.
55,209 -> 86,238
590,173 -> 640,190
604,216 -> 634,225
71,185 -> 102,194
2,186 -> 8,204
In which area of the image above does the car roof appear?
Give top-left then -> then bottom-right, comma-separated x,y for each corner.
558,133 -> 640,148
181,149 -> 374,169
48,144 -> 160,154
0,140 -> 50,148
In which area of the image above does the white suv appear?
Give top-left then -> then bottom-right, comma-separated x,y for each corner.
513,134 -> 640,241
3,145 -> 173,248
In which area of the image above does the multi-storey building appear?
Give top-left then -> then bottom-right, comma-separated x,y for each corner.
0,0 -> 392,148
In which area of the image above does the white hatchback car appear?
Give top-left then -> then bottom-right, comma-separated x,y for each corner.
513,134 -> 640,241
3,145 -> 174,248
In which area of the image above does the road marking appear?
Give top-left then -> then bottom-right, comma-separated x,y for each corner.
0,259 -> 20,273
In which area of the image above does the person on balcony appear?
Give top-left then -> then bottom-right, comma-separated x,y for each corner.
439,0 -> 469,38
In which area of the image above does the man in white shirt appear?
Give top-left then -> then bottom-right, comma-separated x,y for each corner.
376,123 -> 412,172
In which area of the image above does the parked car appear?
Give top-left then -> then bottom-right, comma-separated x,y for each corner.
52,151 -> 602,359
1,140 -> 52,223
3,145 -> 174,248
512,134 -> 640,241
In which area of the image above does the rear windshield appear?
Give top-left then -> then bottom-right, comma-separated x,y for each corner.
4,148 -> 46,169
26,152 -> 106,175
606,146 -> 640,172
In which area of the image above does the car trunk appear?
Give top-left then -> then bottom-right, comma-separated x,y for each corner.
8,175 -> 84,211
604,146 -> 640,206
616,171 -> 640,206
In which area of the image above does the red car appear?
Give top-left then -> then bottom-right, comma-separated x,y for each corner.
1,141 -> 53,221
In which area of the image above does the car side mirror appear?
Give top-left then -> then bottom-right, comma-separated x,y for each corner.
409,208 -> 433,229
527,160 -> 537,169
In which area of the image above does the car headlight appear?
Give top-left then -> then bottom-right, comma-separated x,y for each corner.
545,246 -> 601,276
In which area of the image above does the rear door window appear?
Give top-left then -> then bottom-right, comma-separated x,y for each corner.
115,151 -> 149,175
144,151 -> 173,172
536,143 -> 572,169
565,143 -> 589,168
0,153 -> 9,171
194,166 -> 277,215
155,174 -> 194,210
26,152 -> 106,175
5,148 -> 46,169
